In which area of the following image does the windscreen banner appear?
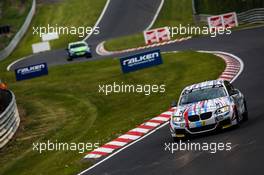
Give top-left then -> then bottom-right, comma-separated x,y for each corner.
120,49 -> 163,73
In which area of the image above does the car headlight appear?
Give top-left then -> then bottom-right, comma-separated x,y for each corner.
172,115 -> 184,123
215,106 -> 230,115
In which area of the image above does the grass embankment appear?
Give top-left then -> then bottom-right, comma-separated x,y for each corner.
0,51 -> 225,175
1,0 -> 106,66
0,0 -> 31,50
104,0 -> 264,52
104,0 -> 194,51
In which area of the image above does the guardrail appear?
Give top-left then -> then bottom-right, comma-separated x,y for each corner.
238,8 -> 264,23
0,90 -> 20,149
0,0 -> 36,61
194,8 -> 264,24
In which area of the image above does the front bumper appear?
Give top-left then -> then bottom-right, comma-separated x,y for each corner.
170,110 -> 237,137
68,51 -> 91,58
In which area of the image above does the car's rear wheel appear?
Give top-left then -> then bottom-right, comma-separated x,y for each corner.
234,106 -> 241,126
86,53 -> 92,58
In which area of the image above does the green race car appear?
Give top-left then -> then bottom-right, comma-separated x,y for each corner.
67,41 -> 92,61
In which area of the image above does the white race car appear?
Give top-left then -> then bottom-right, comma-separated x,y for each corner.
170,80 -> 248,140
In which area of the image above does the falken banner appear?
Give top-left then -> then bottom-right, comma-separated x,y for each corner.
120,49 -> 163,73
15,63 -> 48,81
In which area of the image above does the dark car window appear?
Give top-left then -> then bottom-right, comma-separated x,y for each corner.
179,87 -> 227,105
70,43 -> 86,49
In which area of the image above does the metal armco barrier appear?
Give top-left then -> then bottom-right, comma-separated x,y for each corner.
0,90 -> 20,149
238,8 -> 264,23
0,0 -> 36,61
194,8 -> 264,24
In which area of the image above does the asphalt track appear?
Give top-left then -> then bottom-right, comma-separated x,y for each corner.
80,26 -> 264,175
7,0 -> 264,174
8,0 -> 163,70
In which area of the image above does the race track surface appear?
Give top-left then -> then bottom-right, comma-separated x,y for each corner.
86,0 -> 163,44
6,0 -> 264,174
81,27 -> 264,175
9,0 -> 163,70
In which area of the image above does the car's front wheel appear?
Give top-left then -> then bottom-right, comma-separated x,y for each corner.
242,100 -> 248,121
172,136 -> 186,142
67,57 -> 73,61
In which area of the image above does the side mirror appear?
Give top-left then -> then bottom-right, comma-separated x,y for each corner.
231,89 -> 239,96
171,100 -> 177,107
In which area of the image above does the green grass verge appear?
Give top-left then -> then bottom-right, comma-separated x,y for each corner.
1,0 -> 106,66
0,0 -> 31,50
104,0 -> 264,52
0,51 -> 225,175
104,0 -> 194,51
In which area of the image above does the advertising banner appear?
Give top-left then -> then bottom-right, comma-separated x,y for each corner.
120,49 -> 163,73
207,12 -> 238,31
222,12 -> 238,28
15,63 -> 48,81
144,27 -> 170,44
157,27 -> 171,42
207,15 -> 224,30
144,30 -> 158,44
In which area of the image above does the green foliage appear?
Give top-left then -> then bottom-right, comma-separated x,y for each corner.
194,0 -> 264,14
0,51 -> 225,175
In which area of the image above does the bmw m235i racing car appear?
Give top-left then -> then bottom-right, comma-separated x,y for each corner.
170,80 -> 248,140
67,41 -> 92,61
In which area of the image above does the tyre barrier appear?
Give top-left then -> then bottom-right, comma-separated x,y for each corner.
0,90 -> 20,149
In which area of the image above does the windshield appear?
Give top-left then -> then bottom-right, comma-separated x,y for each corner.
179,87 -> 227,105
70,43 -> 86,49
